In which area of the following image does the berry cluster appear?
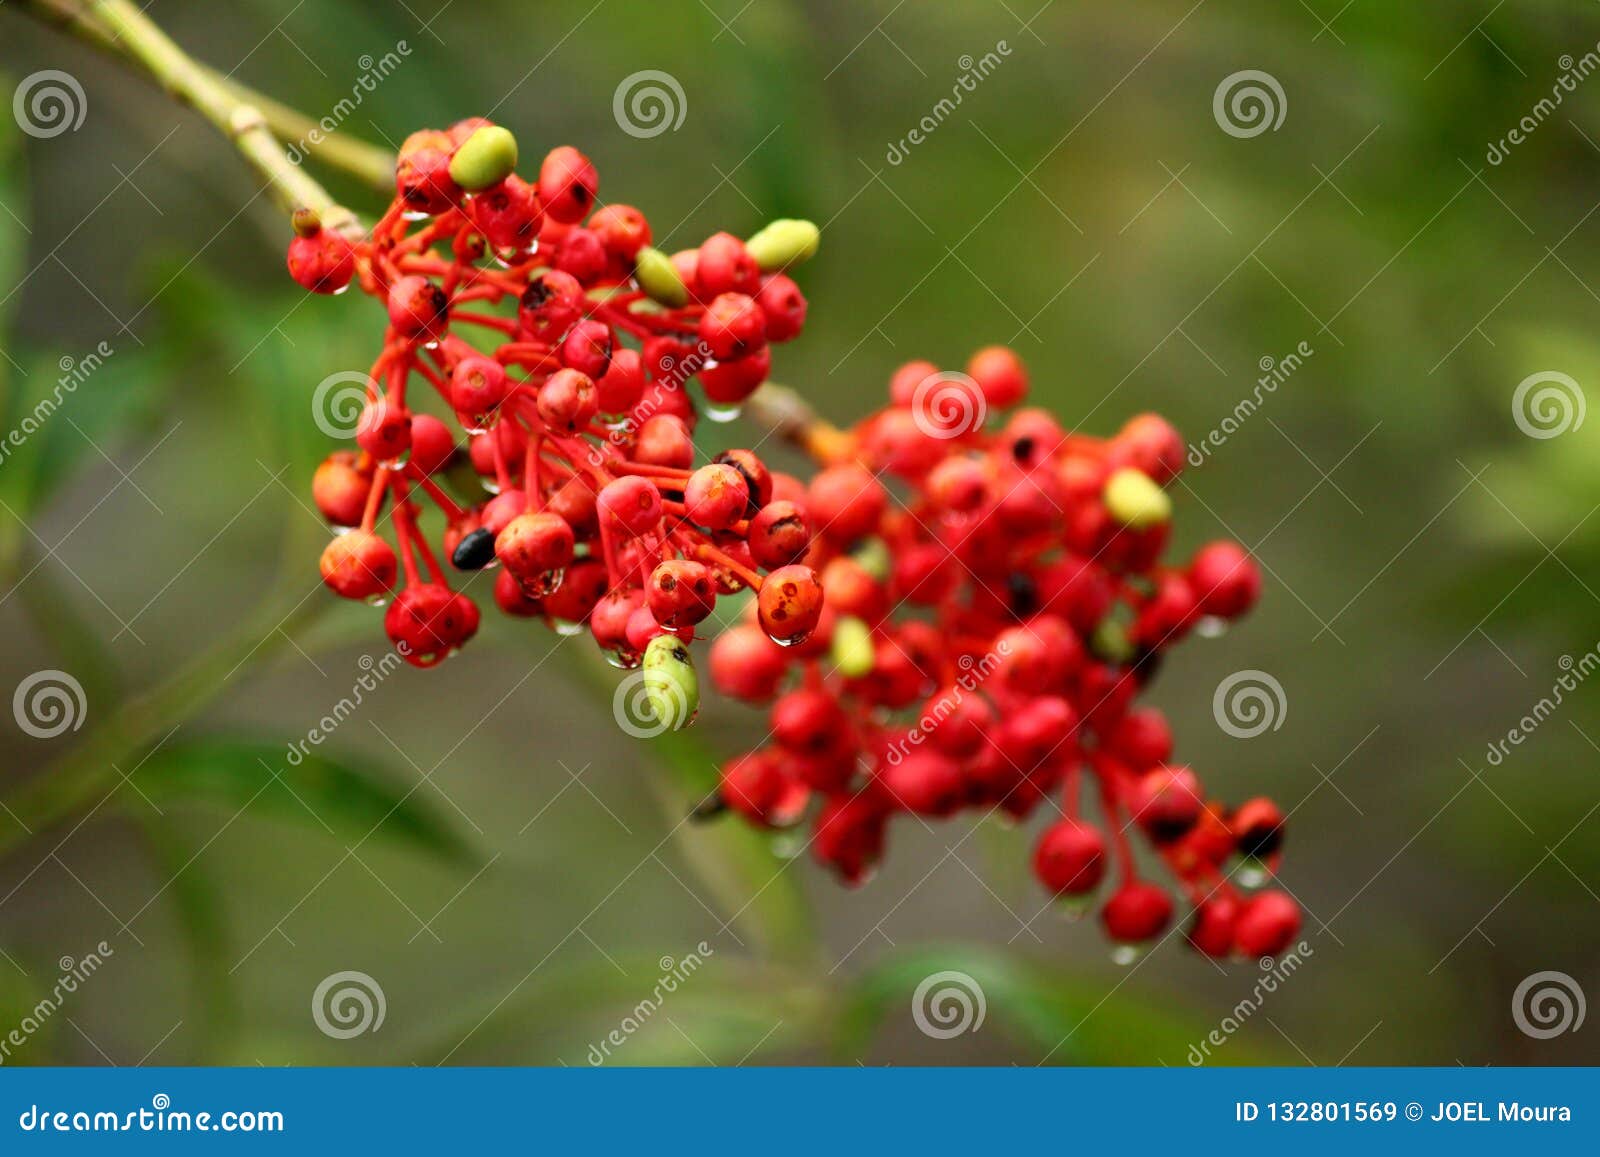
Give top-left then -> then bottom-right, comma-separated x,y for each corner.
704,350 -> 1300,959
290,120 -> 824,691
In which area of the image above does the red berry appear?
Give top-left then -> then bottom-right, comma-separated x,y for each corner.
387,275 -> 449,341
286,225 -> 355,295
748,501 -> 811,569
1188,540 -> 1261,619
450,355 -> 509,425
312,452 -> 371,526
536,369 -> 599,434
319,531 -> 396,600
356,397 -> 412,460
538,146 -> 598,223
709,624 -> 790,702
757,564 -> 823,643
684,464 -> 750,531
495,512 -> 575,593
1100,881 -> 1174,943
966,345 -> 1028,409
1033,820 -> 1107,896
409,414 -> 456,474
1233,891 -> 1301,958
1186,894 -> 1239,958
646,559 -> 717,629
694,232 -> 760,297
698,292 -> 768,362
595,347 -> 646,413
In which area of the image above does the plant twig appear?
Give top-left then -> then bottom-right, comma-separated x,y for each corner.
19,0 -> 394,192
22,0 -> 362,238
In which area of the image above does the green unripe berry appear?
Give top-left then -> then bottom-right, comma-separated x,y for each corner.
850,536 -> 891,581
634,246 -> 689,307
641,634 -> 699,733
1103,468 -> 1172,529
449,125 -> 518,192
745,218 -> 820,271
830,615 -> 875,678
1090,619 -> 1135,664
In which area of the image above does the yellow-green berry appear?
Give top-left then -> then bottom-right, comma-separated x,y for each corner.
449,125 -> 518,192
1104,468 -> 1171,529
830,616 -> 875,678
1090,619 -> 1134,664
745,219 -> 820,271
634,246 -> 689,307
641,634 -> 699,732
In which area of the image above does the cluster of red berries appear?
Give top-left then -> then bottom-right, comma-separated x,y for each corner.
703,349 -> 1300,959
289,119 -> 825,678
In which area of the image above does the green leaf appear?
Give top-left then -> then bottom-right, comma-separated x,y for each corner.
129,737 -> 473,863
403,952 -> 827,1065
840,944 -> 1287,1065
0,957 -> 51,1065
137,817 -> 237,1060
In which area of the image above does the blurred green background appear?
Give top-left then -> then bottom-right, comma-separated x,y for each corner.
1,0 -> 1596,1065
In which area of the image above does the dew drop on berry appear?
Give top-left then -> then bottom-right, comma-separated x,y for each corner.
703,401 -> 744,424
519,567 -> 565,598
1196,614 -> 1229,639
401,208 -> 431,223
1110,943 -> 1146,967
1234,858 -> 1270,888
552,618 -> 584,637
606,647 -> 642,670
767,630 -> 809,649
769,831 -> 804,860
1054,893 -> 1093,922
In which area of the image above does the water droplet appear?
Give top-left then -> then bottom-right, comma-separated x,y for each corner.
363,593 -> 389,608
519,567 -> 565,598
768,630 -> 809,649
1110,943 -> 1145,967
553,619 -> 584,637
400,209 -> 430,222
1196,615 -> 1229,639
703,401 -> 743,424
1055,894 -> 1093,922
607,647 -> 642,670
1234,858 -> 1270,888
